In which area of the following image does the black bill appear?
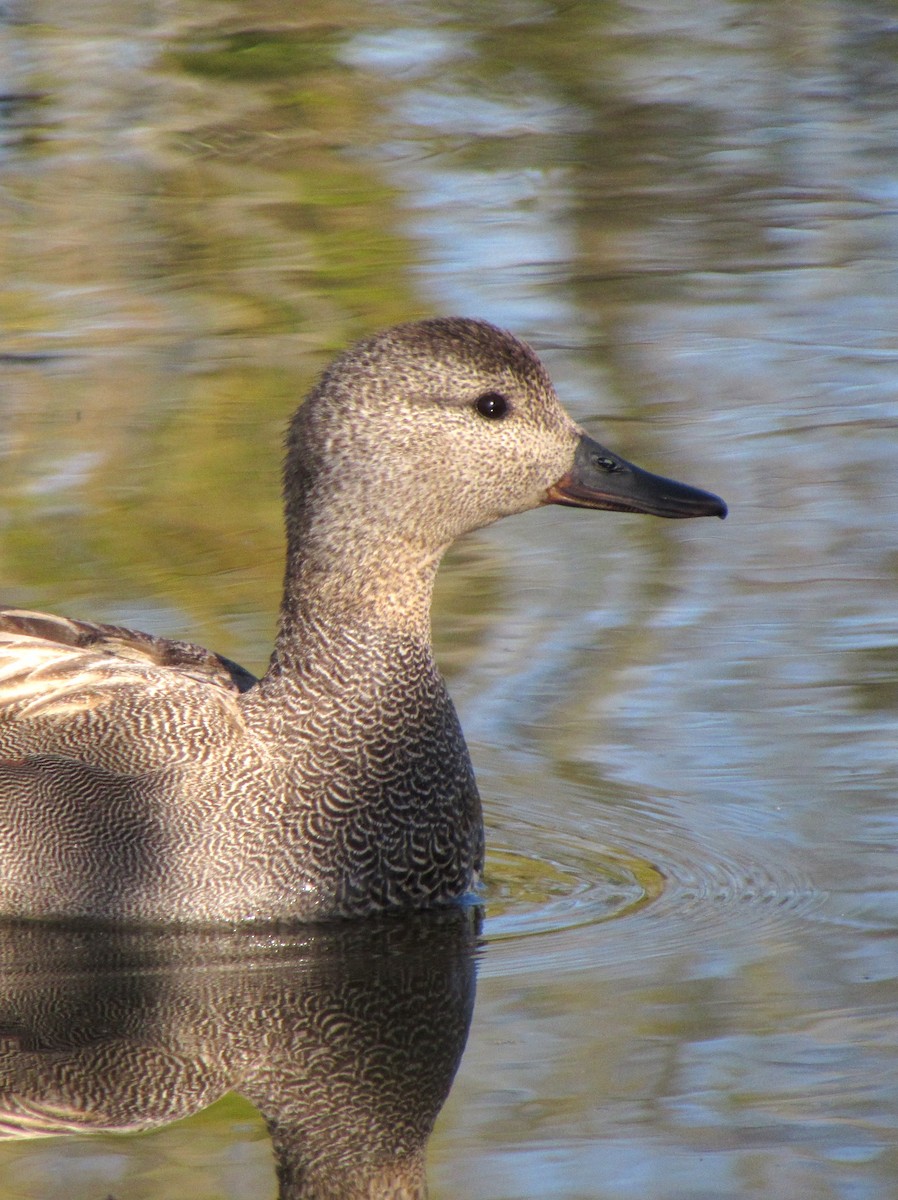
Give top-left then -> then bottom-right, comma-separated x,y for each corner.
546,433 -> 727,520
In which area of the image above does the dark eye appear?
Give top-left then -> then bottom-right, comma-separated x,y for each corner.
474,392 -> 509,420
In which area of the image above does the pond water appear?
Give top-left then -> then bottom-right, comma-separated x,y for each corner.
1,1 -> 898,1197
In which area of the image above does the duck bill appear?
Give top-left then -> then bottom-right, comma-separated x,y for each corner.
546,434 -> 727,520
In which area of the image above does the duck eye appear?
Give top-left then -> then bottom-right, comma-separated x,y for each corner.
474,392 -> 509,420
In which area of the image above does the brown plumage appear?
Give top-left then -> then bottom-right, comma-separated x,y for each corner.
0,318 -> 725,924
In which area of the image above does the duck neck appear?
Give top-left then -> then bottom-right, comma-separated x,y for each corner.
265,524 -> 446,683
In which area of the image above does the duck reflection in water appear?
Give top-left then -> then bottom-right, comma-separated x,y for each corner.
0,910 -> 478,1198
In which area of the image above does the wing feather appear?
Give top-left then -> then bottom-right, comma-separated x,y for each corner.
0,609 -> 258,770
0,608 -> 257,694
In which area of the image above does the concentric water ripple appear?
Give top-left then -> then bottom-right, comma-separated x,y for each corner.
483,844 -> 662,938
480,791 -> 823,978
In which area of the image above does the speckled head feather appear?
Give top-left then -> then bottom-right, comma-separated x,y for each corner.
280,319 -> 581,634
308,317 -> 553,403
0,318 -> 725,924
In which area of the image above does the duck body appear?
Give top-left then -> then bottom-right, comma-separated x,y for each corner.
0,612 -> 479,923
0,318 -> 725,925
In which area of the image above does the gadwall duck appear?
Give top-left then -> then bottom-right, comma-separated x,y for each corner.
0,318 -> 726,924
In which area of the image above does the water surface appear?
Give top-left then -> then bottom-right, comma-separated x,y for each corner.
2,2 -> 898,1197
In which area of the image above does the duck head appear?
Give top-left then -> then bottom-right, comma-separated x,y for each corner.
286,318 -> 725,563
